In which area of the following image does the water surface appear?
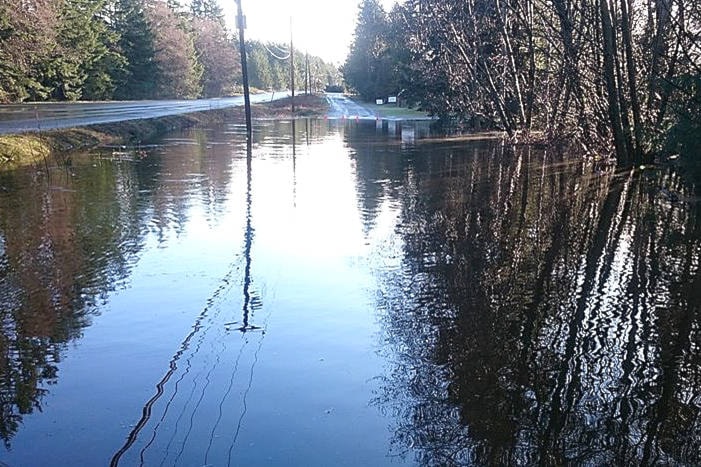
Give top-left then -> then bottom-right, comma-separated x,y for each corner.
0,120 -> 699,465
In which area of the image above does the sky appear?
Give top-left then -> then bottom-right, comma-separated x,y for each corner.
220,0 -> 398,65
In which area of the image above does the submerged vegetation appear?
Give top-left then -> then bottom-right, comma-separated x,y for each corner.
344,0 -> 701,166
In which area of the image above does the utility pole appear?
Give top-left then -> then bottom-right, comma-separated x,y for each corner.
290,17 -> 295,114
236,0 -> 252,135
304,51 -> 309,95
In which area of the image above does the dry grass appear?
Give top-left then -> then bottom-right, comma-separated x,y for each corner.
229,94 -> 330,119
0,135 -> 51,168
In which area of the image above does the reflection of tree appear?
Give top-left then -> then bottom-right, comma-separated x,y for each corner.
0,127 -> 243,446
0,163 -> 146,445
354,136 -> 701,465
345,122 -> 412,235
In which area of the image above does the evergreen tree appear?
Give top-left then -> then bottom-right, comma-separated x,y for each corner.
37,0 -> 123,100
247,42 -> 273,90
112,0 -> 158,99
189,0 -> 223,23
343,0 -> 393,100
78,0 -> 124,100
0,0 -> 58,102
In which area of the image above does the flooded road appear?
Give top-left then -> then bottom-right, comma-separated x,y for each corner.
0,120 -> 699,466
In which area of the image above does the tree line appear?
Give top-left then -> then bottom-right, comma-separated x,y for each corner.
0,0 -> 339,103
344,0 -> 701,165
247,40 -> 342,93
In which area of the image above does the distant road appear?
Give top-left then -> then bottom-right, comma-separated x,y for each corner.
324,93 -> 376,120
0,92 -> 290,135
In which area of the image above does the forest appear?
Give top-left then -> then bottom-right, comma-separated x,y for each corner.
0,0 -> 340,103
344,0 -> 701,165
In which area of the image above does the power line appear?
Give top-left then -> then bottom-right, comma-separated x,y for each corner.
263,43 -> 290,61
271,43 -> 290,54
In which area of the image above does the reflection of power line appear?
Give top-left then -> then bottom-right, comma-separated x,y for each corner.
227,335 -> 265,466
204,335 -> 249,464
158,347 -> 211,467
110,256 -> 243,467
172,332 -> 225,465
137,324 -> 210,466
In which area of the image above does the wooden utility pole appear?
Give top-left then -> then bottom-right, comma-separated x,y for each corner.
305,51 -> 309,95
290,17 -> 295,114
236,0 -> 252,135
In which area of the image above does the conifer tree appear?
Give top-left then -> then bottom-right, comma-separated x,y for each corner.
343,0 -> 393,101
112,0 -> 158,99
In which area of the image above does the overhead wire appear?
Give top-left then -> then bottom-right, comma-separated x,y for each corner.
263,42 -> 291,60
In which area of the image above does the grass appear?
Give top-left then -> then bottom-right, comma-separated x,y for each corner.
0,135 -> 51,168
350,97 -> 432,119
229,93 -> 329,119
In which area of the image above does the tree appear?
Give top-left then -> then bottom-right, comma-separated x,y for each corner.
343,0 -> 394,100
192,17 -> 239,97
112,0 -> 158,99
247,41 -> 273,90
388,0 -> 700,165
146,0 -> 201,98
189,0 -> 223,23
43,0 -> 124,100
0,0 -> 59,102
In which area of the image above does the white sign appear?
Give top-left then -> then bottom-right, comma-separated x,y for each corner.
376,99 -> 384,105
388,96 -> 397,103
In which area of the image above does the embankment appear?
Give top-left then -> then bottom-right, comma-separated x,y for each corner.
0,94 -> 328,170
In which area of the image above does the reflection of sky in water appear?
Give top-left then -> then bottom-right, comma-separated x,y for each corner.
0,121 -> 411,466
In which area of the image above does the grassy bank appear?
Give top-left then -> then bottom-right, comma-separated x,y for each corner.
0,94 -> 329,171
350,97 -> 431,120
230,93 -> 329,119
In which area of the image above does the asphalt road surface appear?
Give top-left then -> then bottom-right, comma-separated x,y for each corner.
324,93 -> 377,120
0,92 -> 290,135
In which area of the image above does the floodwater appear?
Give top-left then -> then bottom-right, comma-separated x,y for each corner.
0,119 -> 699,466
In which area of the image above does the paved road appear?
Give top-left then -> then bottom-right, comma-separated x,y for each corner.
0,92 -> 290,135
324,93 -> 377,120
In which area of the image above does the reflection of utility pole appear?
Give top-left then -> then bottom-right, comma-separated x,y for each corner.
290,17 -> 295,114
237,138 -> 260,333
292,120 -> 297,208
236,0 -> 252,136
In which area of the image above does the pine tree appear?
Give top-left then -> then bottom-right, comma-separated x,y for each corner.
39,0 -> 123,100
247,42 -> 273,90
343,0 -> 392,100
112,0 -> 158,99
189,0 -> 223,23
0,0 -> 58,102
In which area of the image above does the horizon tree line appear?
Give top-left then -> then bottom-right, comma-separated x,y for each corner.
0,0 -> 339,103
